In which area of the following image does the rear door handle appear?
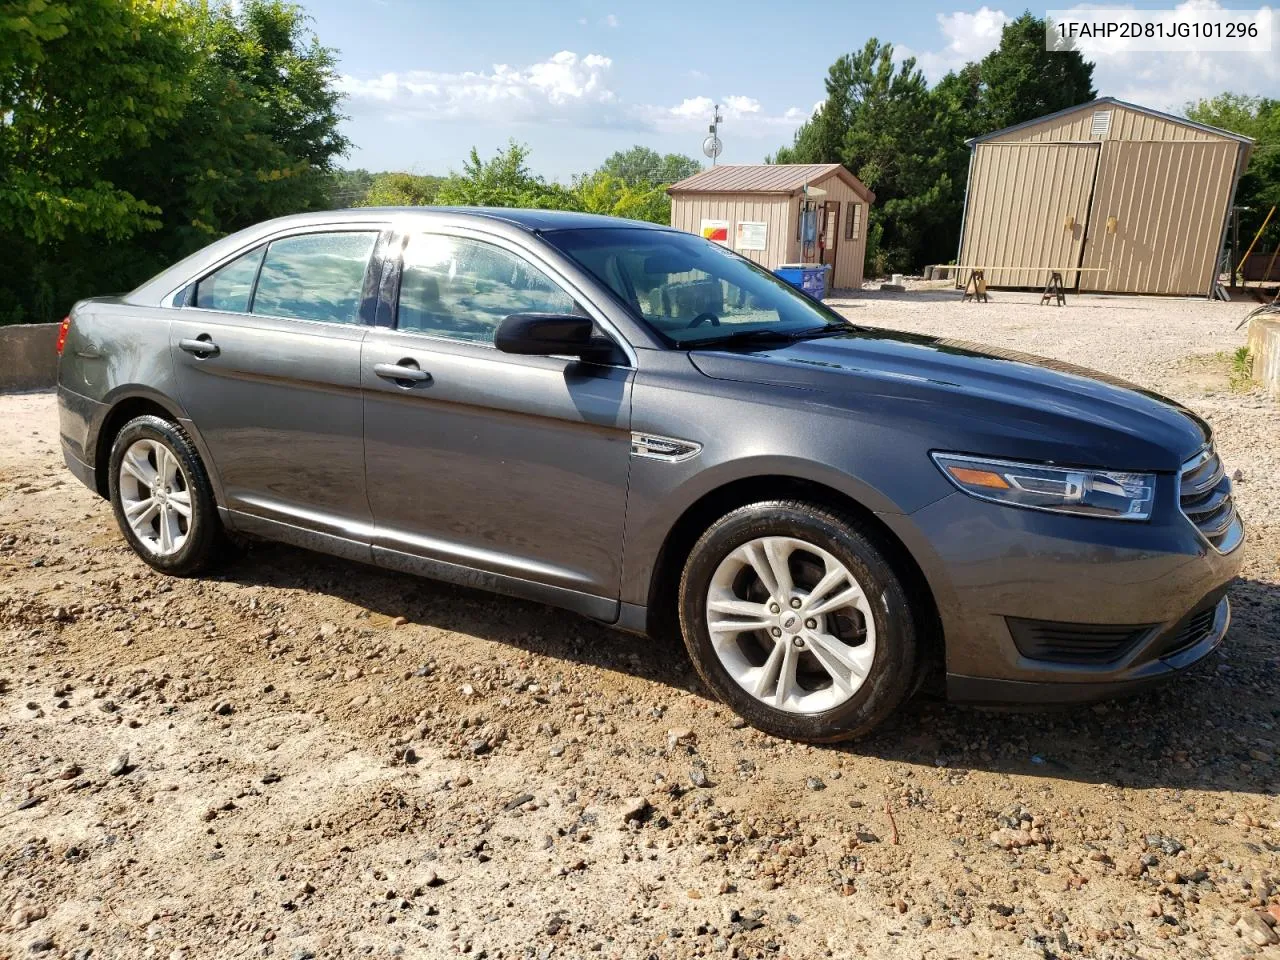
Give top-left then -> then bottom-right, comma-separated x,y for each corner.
373,361 -> 431,384
179,337 -> 219,357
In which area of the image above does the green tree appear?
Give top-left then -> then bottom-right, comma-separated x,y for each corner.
597,146 -> 701,184
1187,94 -> 1280,259
326,168 -> 376,207
772,40 -> 953,272
0,0 -> 351,325
573,172 -> 670,223
0,0 -> 191,245
113,0 -> 350,256
436,141 -> 580,210
0,0 -> 194,323
359,171 -> 445,207
977,13 -> 1096,132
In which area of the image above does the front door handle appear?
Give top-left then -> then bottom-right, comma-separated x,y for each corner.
179,337 -> 219,358
373,361 -> 432,384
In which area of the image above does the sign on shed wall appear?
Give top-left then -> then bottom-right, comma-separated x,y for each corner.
735,221 -> 767,251
700,219 -> 730,245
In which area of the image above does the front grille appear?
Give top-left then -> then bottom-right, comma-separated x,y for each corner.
1007,618 -> 1152,664
1179,446 -> 1242,552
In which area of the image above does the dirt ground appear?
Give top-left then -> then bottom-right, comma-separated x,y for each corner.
2,291 -> 1279,960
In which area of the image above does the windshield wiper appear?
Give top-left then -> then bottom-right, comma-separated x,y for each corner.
679,323 -> 853,349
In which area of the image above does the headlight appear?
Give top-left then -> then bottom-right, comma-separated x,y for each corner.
932,453 -> 1155,521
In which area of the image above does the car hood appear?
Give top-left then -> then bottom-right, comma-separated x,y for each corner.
687,328 -> 1210,472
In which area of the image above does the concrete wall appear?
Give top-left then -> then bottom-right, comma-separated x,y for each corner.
1249,316 -> 1280,397
0,323 -> 59,392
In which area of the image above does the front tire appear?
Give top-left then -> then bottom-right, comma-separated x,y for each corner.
108,415 -> 223,576
678,501 -> 918,742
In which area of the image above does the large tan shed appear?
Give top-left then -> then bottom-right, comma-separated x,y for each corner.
957,98 -> 1253,297
667,164 -> 875,290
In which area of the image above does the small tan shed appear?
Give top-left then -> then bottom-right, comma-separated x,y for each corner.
957,98 -> 1253,297
667,164 -> 876,290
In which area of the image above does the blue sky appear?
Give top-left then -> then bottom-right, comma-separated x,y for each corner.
309,0 -> 1279,178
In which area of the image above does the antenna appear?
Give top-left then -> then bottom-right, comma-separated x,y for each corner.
702,103 -> 724,166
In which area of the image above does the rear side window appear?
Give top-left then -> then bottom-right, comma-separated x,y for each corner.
252,232 -> 377,324
194,247 -> 264,312
397,233 -> 576,343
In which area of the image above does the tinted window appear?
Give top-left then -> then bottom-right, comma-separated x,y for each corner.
252,232 -> 377,324
397,234 -> 576,343
194,247 -> 264,313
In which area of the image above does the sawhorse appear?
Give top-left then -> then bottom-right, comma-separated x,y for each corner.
961,269 -> 988,303
1040,271 -> 1066,307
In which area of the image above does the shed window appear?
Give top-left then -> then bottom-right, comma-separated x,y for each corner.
845,204 -> 861,241
1090,111 -> 1112,137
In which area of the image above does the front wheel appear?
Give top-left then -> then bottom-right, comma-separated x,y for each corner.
678,501 -> 918,742
108,415 -> 224,576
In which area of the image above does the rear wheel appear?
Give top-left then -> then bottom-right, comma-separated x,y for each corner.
678,501 -> 918,742
108,415 -> 223,575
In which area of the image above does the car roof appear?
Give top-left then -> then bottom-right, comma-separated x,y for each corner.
340,206 -> 674,232
126,207 -> 676,305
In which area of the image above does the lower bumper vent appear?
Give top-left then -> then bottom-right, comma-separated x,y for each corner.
1007,618 -> 1151,665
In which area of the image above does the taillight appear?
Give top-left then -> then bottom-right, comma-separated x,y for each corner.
56,315 -> 71,355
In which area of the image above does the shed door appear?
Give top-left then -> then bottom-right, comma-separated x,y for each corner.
960,142 -> 1099,288
1079,140 -> 1238,296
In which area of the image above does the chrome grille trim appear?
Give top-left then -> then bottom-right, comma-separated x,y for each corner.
1178,444 -> 1243,554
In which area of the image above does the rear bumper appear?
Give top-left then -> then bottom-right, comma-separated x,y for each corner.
946,594 -> 1230,704
57,384 -> 107,496
62,443 -> 97,493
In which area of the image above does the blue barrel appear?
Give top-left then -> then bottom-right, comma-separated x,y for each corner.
775,263 -> 830,300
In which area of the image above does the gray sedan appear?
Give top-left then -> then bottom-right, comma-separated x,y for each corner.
56,208 -> 1243,741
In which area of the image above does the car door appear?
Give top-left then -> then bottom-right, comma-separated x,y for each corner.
362,228 -> 634,619
169,225 -> 387,558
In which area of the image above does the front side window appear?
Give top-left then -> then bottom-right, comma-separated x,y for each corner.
194,246 -> 265,313
545,227 -> 851,346
397,233 -> 576,344
251,232 -> 377,324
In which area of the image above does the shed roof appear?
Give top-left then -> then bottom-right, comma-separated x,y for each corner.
968,96 -> 1255,147
667,163 -> 875,202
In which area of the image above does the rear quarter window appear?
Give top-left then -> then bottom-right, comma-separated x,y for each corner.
194,247 -> 265,312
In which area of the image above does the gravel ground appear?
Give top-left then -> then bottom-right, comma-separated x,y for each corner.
2,291 -> 1279,960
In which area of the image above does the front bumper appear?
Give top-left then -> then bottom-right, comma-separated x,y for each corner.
946,594 -> 1230,704
879,483 -> 1244,704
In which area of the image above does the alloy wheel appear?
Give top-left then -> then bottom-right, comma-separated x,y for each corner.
117,438 -> 192,557
705,536 -> 877,714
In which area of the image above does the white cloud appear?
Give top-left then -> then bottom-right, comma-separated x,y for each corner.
340,52 -> 808,140
900,6 -> 1011,81
901,2 -> 1279,110
603,13 -> 619,27
645,95 -> 801,136
337,51 -> 619,125
723,95 -> 761,114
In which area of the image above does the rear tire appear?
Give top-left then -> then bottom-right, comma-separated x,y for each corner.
108,415 -> 223,576
678,500 -> 918,742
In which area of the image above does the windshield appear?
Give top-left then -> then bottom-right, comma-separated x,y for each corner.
542,227 -> 852,347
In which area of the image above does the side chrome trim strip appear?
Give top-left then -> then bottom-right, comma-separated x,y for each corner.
630,433 -> 702,463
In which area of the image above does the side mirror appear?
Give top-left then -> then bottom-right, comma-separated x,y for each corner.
495,313 -> 605,360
